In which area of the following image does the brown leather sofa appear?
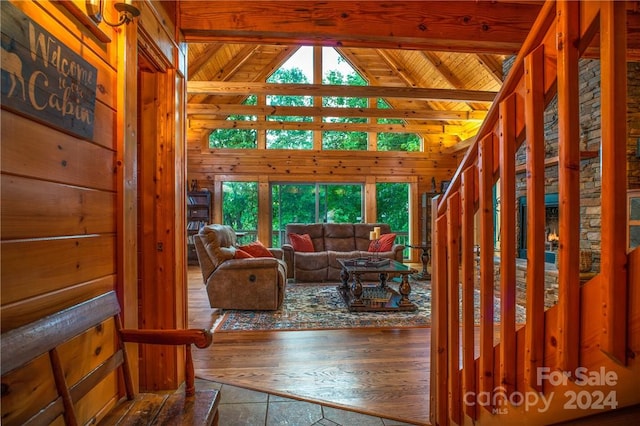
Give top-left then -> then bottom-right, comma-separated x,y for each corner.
282,223 -> 404,282
194,224 -> 287,310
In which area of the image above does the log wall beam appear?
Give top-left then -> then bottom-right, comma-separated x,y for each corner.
179,1 -> 543,54
190,119 -> 466,136
187,104 -> 488,122
187,81 -> 498,103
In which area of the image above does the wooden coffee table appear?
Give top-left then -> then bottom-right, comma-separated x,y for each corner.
337,258 -> 417,312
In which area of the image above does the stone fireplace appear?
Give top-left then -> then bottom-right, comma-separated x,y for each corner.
518,193 -> 559,264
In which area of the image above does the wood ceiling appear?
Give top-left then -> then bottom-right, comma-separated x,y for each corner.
177,1 -> 637,154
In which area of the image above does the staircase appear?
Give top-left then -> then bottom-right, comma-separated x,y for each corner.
429,1 -> 640,424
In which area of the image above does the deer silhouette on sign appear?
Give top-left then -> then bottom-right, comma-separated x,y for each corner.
1,42 -> 26,101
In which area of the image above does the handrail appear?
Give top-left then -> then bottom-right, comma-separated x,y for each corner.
430,1 -> 631,424
436,0 -> 556,216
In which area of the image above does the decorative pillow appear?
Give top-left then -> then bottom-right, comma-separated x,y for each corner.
368,233 -> 396,252
239,241 -> 274,258
234,248 -> 253,259
288,233 -> 314,252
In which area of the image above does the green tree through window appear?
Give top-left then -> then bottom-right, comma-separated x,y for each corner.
222,182 -> 258,244
208,96 -> 257,149
271,183 -> 363,246
376,182 -> 410,255
266,68 -> 313,149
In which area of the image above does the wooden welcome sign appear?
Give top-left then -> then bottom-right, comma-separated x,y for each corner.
1,2 -> 97,139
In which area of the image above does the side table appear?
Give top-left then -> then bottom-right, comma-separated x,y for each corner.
407,244 -> 431,280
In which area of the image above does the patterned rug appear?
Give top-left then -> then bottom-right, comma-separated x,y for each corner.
214,280 -> 432,332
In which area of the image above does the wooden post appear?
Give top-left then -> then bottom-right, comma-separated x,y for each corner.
461,166 -> 477,420
499,95 -> 517,397
447,192 -> 461,424
524,45 -> 547,391
478,134 -> 495,408
556,0 -> 581,374
599,0 -> 628,365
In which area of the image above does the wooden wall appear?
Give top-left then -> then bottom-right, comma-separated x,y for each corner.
186,142 -> 460,255
1,0 -> 119,333
1,0 -> 121,421
1,0 -> 186,422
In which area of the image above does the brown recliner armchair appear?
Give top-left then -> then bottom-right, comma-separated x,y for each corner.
194,224 -> 287,310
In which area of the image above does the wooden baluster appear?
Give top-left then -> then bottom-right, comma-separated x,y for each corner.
185,345 -> 196,397
434,214 -> 449,425
600,0 -> 628,366
499,95 -> 517,398
556,0 -> 581,374
447,192 -> 461,424
461,167 -> 477,420
524,45 -> 547,392
429,195 -> 439,425
478,133 -> 495,410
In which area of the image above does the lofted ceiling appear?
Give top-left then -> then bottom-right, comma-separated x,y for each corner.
177,1 -> 638,154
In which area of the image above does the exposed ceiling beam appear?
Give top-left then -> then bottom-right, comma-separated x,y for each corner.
475,54 -> 505,85
441,135 -> 476,154
375,49 -> 449,112
187,81 -> 498,102
187,104 -> 488,122
213,45 -> 260,80
188,43 -> 223,79
179,1 -> 543,55
189,119 -> 466,136
421,51 -> 484,111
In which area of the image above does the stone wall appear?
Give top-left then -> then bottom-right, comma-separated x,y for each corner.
500,58 -> 640,310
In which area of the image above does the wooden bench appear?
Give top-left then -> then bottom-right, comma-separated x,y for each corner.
1,291 -> 220,425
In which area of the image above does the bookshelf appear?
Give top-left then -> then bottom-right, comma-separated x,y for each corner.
187,190 -> 211,265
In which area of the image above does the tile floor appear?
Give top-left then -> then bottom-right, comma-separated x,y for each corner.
195,378 -> 419,426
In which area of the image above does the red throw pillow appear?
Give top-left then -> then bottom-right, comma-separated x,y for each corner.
238,241 -> 274,258
368,233 -> 396,252
288,233 -> 314,252
234,248 -> 253,259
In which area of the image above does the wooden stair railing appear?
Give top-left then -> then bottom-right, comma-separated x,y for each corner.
429,1 -> 635,425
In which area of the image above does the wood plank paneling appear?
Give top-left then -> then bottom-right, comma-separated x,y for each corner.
0,354 -> 59,425
1,113 -> 115,190
0,276 -> 115,332
1,236 -> 116,305
1,175 -> 114,239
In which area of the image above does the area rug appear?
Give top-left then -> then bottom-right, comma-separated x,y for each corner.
213,279 -> 528,332
214,281 -> 432,332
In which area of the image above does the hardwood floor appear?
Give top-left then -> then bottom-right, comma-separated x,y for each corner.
188,267 -> 432,425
